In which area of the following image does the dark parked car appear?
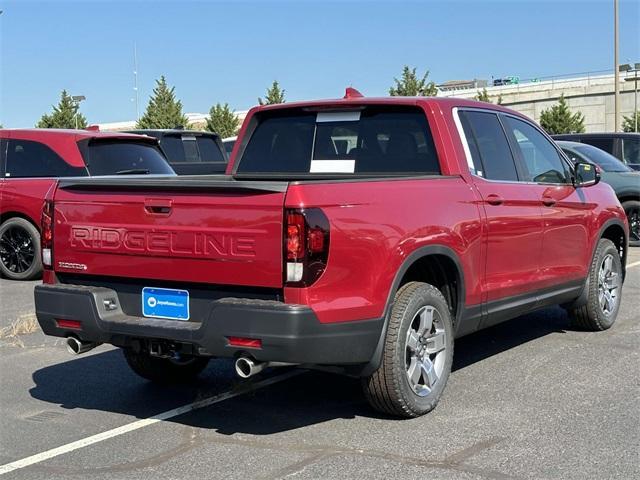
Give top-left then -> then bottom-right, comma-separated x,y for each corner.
0,128 -> 174,280
558,140 -> 640,246
552,132 -> 640,171
126,130 -> 228,175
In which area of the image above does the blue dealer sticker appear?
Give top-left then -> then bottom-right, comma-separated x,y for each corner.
142,287 -> 189,321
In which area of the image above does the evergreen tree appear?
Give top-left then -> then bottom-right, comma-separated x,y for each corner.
205,103 -> 240,138
475,88 -> 491,103
475,88 -> 503,105
539,95 -> 585,134
389,66 -> 437,96
622,111 -> 639,132
136,76 -> 189,129
258,80 -> 286,105
36,90 -> 87,129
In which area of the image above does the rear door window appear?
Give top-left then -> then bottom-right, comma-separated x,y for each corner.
458,111 -> 519,181
5,139 -> 87,178
236,106 -> 440,175
84,141 -> 175,175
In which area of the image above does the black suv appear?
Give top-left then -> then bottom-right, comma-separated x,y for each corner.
126,130 -> 228,175
551,132 -> 640,171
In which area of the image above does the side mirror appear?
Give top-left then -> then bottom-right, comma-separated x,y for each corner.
573,161 -> 600,187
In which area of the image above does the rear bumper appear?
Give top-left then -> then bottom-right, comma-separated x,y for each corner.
34,284 -> 383,365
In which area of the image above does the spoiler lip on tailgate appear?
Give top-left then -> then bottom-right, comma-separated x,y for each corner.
57,175 -> 289,193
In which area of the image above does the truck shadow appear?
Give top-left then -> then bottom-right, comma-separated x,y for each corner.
29,306 -> 572,434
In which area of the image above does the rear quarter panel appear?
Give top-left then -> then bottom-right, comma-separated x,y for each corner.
284,177 -> 483,323
0,178 -> 54,228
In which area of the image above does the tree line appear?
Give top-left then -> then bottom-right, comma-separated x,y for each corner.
31,67 -> 640,135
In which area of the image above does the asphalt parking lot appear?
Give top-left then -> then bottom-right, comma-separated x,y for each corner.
0,250 -> 638,480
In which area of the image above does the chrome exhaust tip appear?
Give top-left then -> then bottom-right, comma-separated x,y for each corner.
235,356 -> 266,378
66,337 -> 98,355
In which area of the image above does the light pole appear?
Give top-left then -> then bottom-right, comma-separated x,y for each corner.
622,63 -> 640,132
71,95 -> 85,129
614,0 -> 620,131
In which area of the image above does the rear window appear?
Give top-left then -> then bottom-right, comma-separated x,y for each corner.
236,106 -> 440,175
574,144 -> 632,172
196,136 -> 226,162
84,141 -> 175,176
622,137 -> 640,164
160,134 -> 226,164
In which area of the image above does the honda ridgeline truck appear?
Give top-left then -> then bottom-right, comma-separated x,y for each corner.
34,91 -> 629,417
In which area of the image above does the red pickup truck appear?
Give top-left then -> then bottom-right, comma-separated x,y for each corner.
34,94 -> 629,417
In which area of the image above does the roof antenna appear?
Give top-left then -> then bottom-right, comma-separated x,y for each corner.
344,87 -> 364,99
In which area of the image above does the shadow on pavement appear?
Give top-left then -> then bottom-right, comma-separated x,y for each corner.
29,306 -> 572,434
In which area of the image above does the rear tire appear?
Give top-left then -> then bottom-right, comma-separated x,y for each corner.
123,349 -> 210,384
362,282 -> 454,418
0,217 -> 42,281
622,200 -> 640,247
569,238 -> 623,331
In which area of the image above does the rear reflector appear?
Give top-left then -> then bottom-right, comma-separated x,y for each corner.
56,319 -> 82,330
227,337 -> 262,349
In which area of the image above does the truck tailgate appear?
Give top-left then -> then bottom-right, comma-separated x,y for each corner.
51,177 -> 287,288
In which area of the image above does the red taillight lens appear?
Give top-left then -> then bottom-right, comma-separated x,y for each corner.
286,212 -> 305,261
41,200 -> 54,269
284,208 -> 330,287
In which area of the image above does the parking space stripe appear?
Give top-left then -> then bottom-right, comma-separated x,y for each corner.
0,370 -> 301,476
627,260 -> 640,269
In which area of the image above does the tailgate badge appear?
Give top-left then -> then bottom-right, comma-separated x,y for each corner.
57,261 -> 88,271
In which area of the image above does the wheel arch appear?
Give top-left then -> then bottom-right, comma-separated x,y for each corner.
0,210 -> 40,231
564,218 -> 628,312
357,245 -> 466,377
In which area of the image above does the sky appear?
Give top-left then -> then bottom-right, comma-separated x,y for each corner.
0,0 -> 638,128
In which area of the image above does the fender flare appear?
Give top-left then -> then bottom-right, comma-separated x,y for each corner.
563,218 -> 628,311
357,245 -> 466,377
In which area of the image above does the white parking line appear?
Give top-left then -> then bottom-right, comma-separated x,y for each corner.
627,260 -> 640,269
0,370 -> 301,476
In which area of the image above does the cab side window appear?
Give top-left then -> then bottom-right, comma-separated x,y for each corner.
5,140 -> 86,178
502,116 -> 569,184
459,110 -> 519,181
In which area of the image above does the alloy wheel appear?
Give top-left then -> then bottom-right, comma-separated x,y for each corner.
0,226 -> 35,274
597,253 -> 621,316
405,305 -> 447,396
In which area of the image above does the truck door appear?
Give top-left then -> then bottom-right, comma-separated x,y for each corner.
456,109 -> 545,324
500,115 -> 592,289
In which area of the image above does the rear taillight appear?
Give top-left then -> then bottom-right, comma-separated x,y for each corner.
284,208 -> 330,286
41,200 -> 54,269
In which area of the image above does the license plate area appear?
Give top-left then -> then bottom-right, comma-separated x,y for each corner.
142,287 -> 190,321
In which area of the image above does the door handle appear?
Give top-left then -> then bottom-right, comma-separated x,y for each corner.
485,194 -> 504,206
542,196 -> 557,207
144,199 -> 172,215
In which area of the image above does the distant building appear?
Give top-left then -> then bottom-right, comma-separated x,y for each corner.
439,72 -> 638,132
437,79 -> 488,92
97,110 -> 249,132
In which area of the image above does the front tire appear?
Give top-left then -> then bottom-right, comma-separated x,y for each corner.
123,349 -> 210,384
622,200 -> 640,247
569,238 -> 623,331
0,217 -> 42,281
362,282 -> 454,418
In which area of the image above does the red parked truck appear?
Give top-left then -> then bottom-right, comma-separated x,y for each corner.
34,94 -> 629,417
0,129 -> 174,280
